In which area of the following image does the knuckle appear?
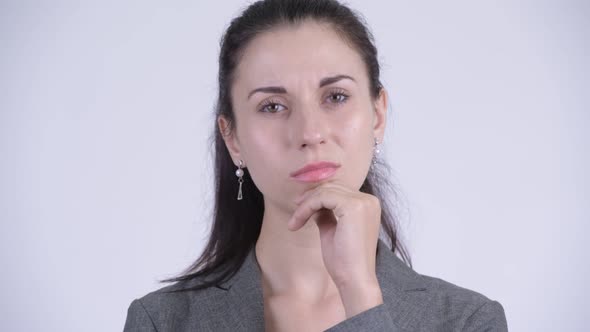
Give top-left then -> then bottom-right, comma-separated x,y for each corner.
362,195 -> 381,212
371,195 -> 381,209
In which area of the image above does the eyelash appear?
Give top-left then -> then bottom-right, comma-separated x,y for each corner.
258,90 -> 350,113
259,98 -> 285,114
326,89 -> 349,104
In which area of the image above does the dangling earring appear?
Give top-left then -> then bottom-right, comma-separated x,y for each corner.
372,138 -> 381,165
235,160 -> 244,200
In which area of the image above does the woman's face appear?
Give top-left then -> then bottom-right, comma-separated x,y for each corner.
220,20 -> 387,213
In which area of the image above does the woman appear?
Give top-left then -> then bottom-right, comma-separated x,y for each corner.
124,0 -> 508,331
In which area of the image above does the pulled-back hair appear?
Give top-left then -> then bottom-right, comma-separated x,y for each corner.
161,0 -> 410,292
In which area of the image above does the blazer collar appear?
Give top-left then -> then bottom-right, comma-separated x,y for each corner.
218,246 -> 265,331
219,239 -> 428,330
374,240 -> 430,330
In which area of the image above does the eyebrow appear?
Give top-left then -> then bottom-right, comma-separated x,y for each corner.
319,74 -> 355,87
247,74 -> 356,100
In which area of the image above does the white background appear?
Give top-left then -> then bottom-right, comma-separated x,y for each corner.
1,1 -> 588,331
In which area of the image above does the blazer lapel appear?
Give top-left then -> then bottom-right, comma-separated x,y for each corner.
219,248 -> 266,331
375,240 -> 430,331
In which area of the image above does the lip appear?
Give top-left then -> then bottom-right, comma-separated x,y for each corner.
290,161 -> 340,183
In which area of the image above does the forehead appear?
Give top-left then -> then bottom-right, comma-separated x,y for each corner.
233,20 -> 367,92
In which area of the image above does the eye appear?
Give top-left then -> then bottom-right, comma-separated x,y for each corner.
258,100 -> 287,114
325,90 -> 349,104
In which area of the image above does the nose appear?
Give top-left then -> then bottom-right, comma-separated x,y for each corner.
291,106 -> 327,150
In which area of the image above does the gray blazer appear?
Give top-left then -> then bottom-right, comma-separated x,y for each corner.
124,240 -> 508,331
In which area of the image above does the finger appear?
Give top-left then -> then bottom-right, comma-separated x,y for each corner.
294,182 -> 349,205
288,190 -> 344,231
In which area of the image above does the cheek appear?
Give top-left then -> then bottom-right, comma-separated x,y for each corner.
240,121 -> 284,160
238,122 -> 286,192
338,108 -> 375,186
339,103 -> 374,147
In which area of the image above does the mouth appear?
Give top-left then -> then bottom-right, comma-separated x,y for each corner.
290,161 -> 340,183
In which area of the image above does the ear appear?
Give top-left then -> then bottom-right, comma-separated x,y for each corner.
372,88 -> 388,142
217,115 -> 243,166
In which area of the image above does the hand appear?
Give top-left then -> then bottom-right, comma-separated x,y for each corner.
287,183 -> 384,317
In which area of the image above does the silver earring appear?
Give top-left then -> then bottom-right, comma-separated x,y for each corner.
373,138 -> 381,165
236,160 -> 244,200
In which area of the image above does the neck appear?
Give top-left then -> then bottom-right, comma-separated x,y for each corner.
255,199 -> 339,303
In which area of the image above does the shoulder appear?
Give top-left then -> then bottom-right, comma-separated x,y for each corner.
123,278 -> 229,331
124,249 -> 266,331
375,242 -> 508,331
417,274 -> 507,330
